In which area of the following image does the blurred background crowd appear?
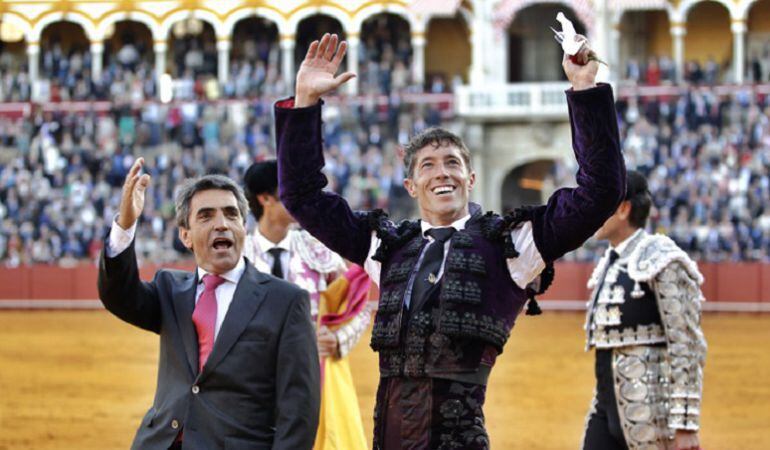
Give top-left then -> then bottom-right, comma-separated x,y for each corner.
3,13 -> 770,266
0,23 -> 454,265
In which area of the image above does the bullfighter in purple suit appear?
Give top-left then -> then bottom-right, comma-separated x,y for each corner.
275,34 -> 626,450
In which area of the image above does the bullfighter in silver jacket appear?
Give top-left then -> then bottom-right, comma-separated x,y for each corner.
582,170 -> 707,450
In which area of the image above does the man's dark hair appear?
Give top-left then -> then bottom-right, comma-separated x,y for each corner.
243,160 -> 278,221
175,174 -> 248,229
403,128 -> 472,178
626,170 -> 652,229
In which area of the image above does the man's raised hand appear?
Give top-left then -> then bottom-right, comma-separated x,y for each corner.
562,35 -> 598,92
295,33 -> 356,108
118,157 -> 151,230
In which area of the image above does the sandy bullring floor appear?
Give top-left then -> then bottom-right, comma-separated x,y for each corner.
0,311 -> 768,449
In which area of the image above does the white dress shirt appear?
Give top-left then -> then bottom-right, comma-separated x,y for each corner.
107,220 -> 246,338
247,227 -> 292,278
610,228 -> 644,256
363,214 -> 546,290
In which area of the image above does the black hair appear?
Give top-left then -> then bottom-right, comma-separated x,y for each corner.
175,175 -> 248,228
626,170 -> 652,229
403,127 -> 471,178
243,160 -> 278,221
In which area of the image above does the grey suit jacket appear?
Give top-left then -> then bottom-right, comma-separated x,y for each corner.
98,239 -> 320,450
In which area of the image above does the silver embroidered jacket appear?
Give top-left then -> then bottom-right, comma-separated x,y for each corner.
584,231 -> 707,448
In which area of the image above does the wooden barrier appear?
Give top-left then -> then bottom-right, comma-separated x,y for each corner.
1,261 -> 769,311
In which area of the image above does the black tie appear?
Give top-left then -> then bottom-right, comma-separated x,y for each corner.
588,249 -> 620,331
601,250 -> 620,286
408,227 -> 456,309
594,249 -> 620,298
267,248 -> 285,279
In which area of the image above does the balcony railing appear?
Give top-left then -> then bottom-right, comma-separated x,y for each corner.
455,82 -> 572,120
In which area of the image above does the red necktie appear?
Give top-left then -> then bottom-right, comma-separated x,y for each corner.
192,274 -> 226,372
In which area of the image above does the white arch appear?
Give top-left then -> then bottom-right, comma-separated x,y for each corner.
287,5 -> 351,35
494,0 -> 595,35
159,9 -> 227,39
95,10 -> 162,42
0,12 -> 32,42
675,0 -> 738,23
425,12 -> 471,35
352,3 -> 421,34
456,4 -> 474,28
737,0 -> 767,22
29,11 -> 99,42
612,5 -> 674,32
504,153 -> 565,175
222,7 -> 289,37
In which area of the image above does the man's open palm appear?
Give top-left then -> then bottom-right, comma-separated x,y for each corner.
295,33 -> 355,108
118,157 -> 151,230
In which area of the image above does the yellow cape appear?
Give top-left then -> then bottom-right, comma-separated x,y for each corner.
314,268 -> 370,450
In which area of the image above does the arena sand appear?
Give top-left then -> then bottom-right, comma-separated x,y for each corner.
0,311 -> 767,449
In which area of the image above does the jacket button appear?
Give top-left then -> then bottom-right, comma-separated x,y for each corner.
171,419 -> 180,430
192,385 -> 200,394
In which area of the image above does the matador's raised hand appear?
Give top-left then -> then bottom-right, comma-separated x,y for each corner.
117,157 -> 151,230
562,34 -> 599,91
295,33 -> 356,108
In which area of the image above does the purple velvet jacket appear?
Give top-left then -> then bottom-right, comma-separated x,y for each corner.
367,206 -> 532,381
275,84 -> 625,376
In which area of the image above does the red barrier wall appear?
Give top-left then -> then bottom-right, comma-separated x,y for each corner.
0,262 -> 195,302
0,262 -> 768,305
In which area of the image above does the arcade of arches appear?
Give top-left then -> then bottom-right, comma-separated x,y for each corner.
501,160 -> 555,214
0,1 -> 475,98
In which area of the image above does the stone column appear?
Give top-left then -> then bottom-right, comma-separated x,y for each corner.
154,41 -> 167,86
609,22 -> 621,83
411,33 -> 426,88
468,1 -> 487,85
470,24 -> 485,85
671,23 -> 686,83
90,41 -> 104,81
27,42 -> 40,101
280,35 -> 295,90
27,42 -> 40,84
732,19 -> 746,84
217,38 -> 231,85
593,0 -> 610,82
346,34 -> 360,95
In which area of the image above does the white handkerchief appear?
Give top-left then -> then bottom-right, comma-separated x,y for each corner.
556,12 -> 584,56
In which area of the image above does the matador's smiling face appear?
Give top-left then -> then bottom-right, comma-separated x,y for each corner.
404,143 -> 475,226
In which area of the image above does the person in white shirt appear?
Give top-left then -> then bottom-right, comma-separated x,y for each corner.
243,159 -> 373,358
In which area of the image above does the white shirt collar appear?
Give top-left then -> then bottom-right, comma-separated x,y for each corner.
611,228 -> 644,256
420,214 -> 471,237
197,256 -> 246,285
252,226 -> 292,253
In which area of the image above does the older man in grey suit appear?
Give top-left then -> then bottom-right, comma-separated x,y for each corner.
98,158 -> 320,450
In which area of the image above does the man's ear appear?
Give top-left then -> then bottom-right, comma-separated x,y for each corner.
403,177 -> 417,198
467,170 -> 476,191
617,200 -> 632,220
257,193 -> 273,208
178,227 -> 193,250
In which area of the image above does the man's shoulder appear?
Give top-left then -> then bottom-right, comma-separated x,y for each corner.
364,209 -> 421,243
154,267 -> 195,283
266,274 -> 305,294
627,233 -> 703,284
257,271 -> 306,303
